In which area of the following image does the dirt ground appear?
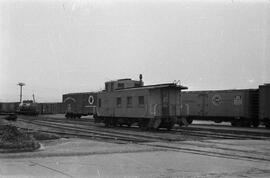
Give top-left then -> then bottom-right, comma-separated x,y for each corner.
1,138 -> 270,178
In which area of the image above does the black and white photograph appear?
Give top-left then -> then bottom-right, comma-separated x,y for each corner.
0,0 -> 270,177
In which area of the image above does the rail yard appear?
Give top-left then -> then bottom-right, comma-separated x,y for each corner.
1,114 -> 270,177
1,77 -> 270,177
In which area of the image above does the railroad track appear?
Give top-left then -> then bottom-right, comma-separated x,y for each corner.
20,115 -> 270,140
17,116 -> 270,163
17,119 -> 157,143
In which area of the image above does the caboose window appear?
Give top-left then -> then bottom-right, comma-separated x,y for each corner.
105,83 -> 109,91
127,96 -> 132,107
98,99 -> 101,107
116,97 -> 122,107
118,83 -> 124,89
138,96 -> 144,106
110,82 -> 114,91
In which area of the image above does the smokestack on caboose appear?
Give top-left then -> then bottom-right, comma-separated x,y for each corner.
139,74 -> 143,87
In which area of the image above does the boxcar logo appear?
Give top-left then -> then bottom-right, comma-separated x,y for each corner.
234,95 -> 242,105
88,95 -> 94,105
63,97 -> 76,103
212,94 -> 222,106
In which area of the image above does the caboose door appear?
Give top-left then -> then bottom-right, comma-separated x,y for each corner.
161,89 -> 170,116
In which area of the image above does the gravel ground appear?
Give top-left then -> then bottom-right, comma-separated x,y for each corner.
0,138 -> 163,159
0,138 -> 270,177
1,116 -> 270,177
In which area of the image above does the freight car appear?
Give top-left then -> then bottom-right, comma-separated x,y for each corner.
0,102 -> 19,120
17,100 -> 39,116
94,77 -> 188,130
62,92 -> 97,118
38,102 -> 64,114
259,84 -> 270,128
181,89 -> 259,127
0,102 -> 19,114
0,100 -> 39,116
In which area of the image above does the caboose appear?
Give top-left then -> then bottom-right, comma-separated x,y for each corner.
94,76 -> 188,130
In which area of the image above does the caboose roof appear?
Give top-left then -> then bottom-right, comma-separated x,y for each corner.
114,83 -> 188,91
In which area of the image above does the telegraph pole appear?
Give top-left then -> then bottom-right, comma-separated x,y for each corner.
18,82 -> 25,103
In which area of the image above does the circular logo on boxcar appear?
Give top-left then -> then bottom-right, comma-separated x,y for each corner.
88,95 -> 94,105
63,97 -> 76,103
234,95 -> 242,105
212,94 -> 222,106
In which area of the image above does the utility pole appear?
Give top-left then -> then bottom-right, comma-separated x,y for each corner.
32,93 -> 35,103
18,82 -> 25,103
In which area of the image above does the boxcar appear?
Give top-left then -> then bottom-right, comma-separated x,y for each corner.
17,100 -> 39,116
94,78 -> 187,130
38,102 -> 64,114
181,89 -> 259,127
259,84 -> 270,128
0,102 -> 19,114
62,92 -> 97,118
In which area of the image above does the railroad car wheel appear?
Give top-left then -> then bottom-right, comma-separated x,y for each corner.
153,118 -> 162,129
240,120 -> 251,127
187,118 -> 193,124
139,119 -> 149,130
112,118 -> 117,127
104,119 -> 110,127
252,120 -> 260,128
230,121 -> 239,127
65,114 -> 71,119
265,122 -> 270,128
177,121 -> 184,127
166,123 -> 174,131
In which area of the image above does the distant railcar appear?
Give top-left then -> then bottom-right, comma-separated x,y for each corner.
0,101 -> 39,116
94,78 -> 187,130
181,89 -> 259,127
0,102 -> 19,120
259,84 -> 270,128
0,102 -> 19,114
17,100 -> 39,116
38,102 -> 64,114
62,92 -> 97,118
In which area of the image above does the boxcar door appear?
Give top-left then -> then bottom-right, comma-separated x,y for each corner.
161,89 -> 170,116
198,93 -> 208,117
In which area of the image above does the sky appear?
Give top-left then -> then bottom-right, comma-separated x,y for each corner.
0,0 -> 269,102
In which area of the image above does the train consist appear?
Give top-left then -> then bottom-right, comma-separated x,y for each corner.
1,76 -> 269,129
94,78 -> 188,130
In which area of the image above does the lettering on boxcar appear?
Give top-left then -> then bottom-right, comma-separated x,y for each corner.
212,94 -> 222,106
234,95 -> 242,105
